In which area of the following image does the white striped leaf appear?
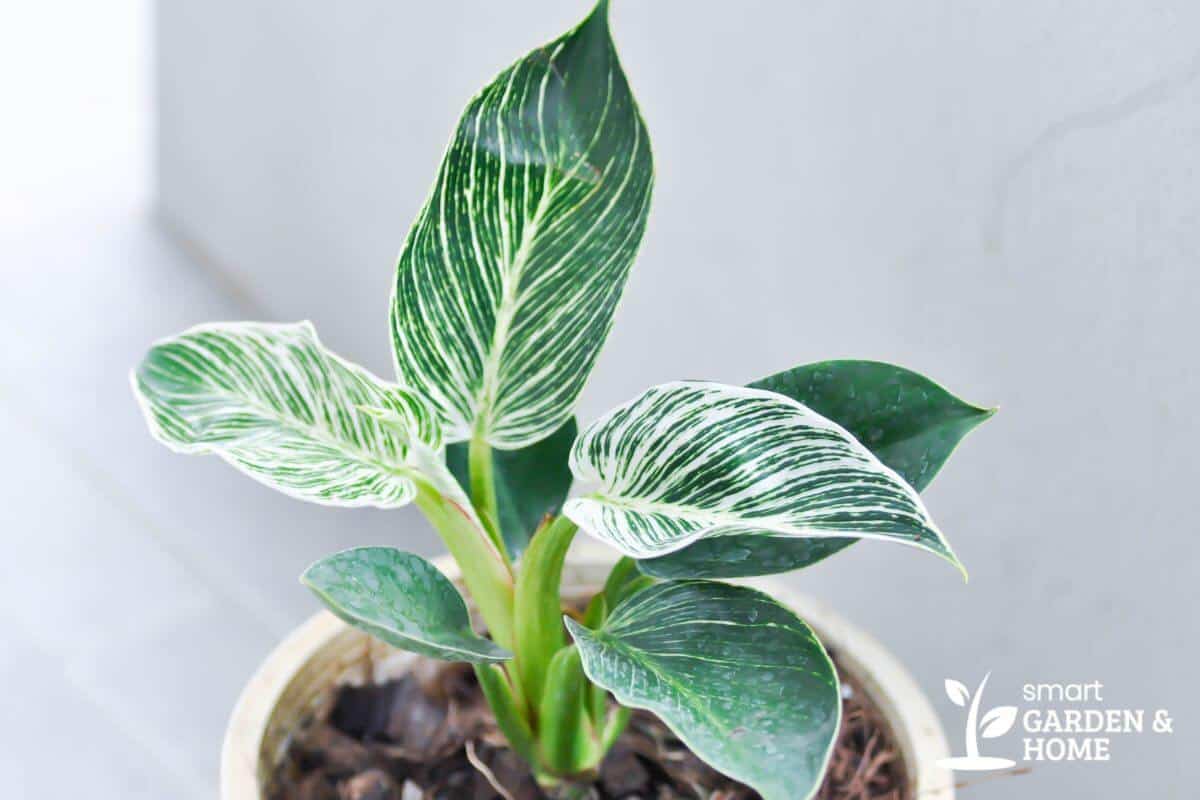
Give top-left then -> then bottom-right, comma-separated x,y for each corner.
390,0 -> 653,449
566,580 -> 840,800
639,361 -> 993,578
303,547 -> 511,663
564,381 -> 963,573
132,321 -> 460,510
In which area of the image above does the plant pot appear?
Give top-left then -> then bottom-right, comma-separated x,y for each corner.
221,544 -> 955,799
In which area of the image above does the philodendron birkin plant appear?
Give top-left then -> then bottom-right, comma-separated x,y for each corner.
132,3 -> 992,798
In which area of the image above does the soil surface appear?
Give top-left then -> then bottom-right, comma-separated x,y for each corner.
268,647 -> 905,800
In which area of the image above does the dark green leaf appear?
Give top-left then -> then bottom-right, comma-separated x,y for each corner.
752,360 -> 994,489
302,547 -> 511,663
447,417 -> 576,558
639,536 -> 853,580
567,581 -> 840,800
639,361 -> 992,578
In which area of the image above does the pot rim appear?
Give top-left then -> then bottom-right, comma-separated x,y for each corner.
221,547 -> 954,799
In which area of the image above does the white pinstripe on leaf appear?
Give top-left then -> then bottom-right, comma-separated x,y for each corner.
390,1 -> 653,449
132,321 -> 462,510
564,381 -> 964,574
567,580 -> 840,800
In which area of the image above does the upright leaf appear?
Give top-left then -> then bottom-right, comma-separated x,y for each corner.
390,0 -> 654,449
446,417 -> 576,557
640,361 -> 992,578
133,321 -> 443,508
302,547 -> 511,663
567,581 -> 840,800
565,381 -> 963,573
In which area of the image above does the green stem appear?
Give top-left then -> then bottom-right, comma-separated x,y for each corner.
599,704 -> 631,751
602,556 -> 638,606
505,661 -> 531,721
603,556 -> 659,609
414,481 -> 515,649
581,594 -> 609,724
582,592 -> 607,629
514,515 -> 579,705
538,646 -> 599,774
475,663 -> 538,765
468,432 -> 508,561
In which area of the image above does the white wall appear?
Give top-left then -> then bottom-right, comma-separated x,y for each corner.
157,2 -> 1197,795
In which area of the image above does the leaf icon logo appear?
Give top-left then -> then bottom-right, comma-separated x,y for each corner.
937,673 -> 1017,771
945,679 -> 971,707
980,705 -> 1018,739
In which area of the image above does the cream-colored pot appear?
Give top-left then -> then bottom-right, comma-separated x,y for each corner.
221,545 -> 955,799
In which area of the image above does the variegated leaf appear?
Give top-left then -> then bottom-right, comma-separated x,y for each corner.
132,321 -> 450,509
639,360 -> 992,578
567,580 -> 840,800
564,381 -> 963,573
390,0 -> 653,449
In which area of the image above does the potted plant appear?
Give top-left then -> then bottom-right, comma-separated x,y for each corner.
133,2 -> 992,798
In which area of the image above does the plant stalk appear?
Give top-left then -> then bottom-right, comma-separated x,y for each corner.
599,705 -> 631,751
475,663 -> 538,765
537,646 -> 599,775
414,481 -> 515,649
514,515 -> 579,705
468,432 -> 509,561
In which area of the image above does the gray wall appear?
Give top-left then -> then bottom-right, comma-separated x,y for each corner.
158,2 -> 1196,796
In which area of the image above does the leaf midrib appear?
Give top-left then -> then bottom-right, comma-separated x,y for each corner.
588,629 -> 740,740
585,490 -> 935,539
305,581 -> 506,662
189,377 -> 416,481
471,48 -> 620,440
475,186 -> 554,433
